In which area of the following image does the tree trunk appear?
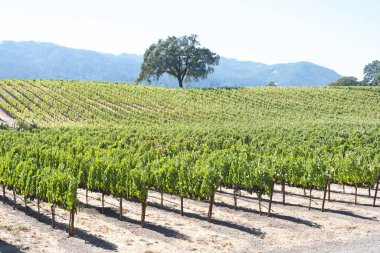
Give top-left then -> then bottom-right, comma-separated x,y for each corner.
178,77 -> 184,88
51,205 -> 55,228
268,180 -> 275,216
119,196 -> 123,221
2,185 -> 5,204
373,171 -> 380,207
207,192 -> 215,222
141,201 -> 147,228
343,184 -> 345,194
180,196 -> 184,216
282,180 -> 286,205
13,190 -> 16,210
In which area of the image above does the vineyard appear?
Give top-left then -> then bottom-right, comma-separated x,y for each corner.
1,79 -> 380,241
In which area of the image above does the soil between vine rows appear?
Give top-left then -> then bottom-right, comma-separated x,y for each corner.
1,184 -> 380,253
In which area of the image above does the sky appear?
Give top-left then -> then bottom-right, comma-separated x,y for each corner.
0,0 -> 379,79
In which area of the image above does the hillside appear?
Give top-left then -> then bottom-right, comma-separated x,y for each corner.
0,41 -> 341,87
0,79 -> 379,129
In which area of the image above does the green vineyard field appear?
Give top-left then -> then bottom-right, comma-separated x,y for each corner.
1,79 -> 380,235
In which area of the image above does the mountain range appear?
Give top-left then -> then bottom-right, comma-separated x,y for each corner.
0,41 -> 340,87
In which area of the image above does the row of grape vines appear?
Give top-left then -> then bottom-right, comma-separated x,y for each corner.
1,126 -> 380,236
1,79 -> 380,128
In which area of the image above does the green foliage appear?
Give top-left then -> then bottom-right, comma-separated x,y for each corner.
266,81 -> 277,87
363,60 -> 380,85
328,76 -> 359,86
136,35 -> 220,88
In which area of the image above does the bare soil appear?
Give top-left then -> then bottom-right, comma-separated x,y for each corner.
1,184 -> 380,253
0,109 -> 14,127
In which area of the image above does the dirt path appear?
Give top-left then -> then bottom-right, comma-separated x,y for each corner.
1,184 -> 380,253
0,108 -> 15,127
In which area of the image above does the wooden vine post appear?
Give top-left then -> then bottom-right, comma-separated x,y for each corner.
233,185 -> 238,211
180,196 -> 184,216
308,188 -> 313,210
160,189 -> 164,209
141,199 -> 147,228
267,179 -> 275,217
68,210 -> 75,236
101,193 -> 105,214
281,180 -> 286,205
373,170 -> 380,207
2,185 -> 5,204
13,190 -> 16,210
37,197 -> 41,221
207,189 -> 215,222
85,189 -> 88,207
322,169 -> 331,212
119,196 -> 123,221
24,196 -> 27,212
51,204 -> 56,228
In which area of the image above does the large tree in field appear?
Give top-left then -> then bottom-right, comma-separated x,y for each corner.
363,60 -> 380,85
136,35 -> 220,88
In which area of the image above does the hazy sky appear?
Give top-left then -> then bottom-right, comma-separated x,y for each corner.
1,0 -> 379,78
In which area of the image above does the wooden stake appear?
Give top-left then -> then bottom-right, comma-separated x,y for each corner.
101,193 -> 105,214
355,185 -> 358,205
207,192 -> 215,222
68,210 -> 75,236
328,182 -> 331,201
141,201 -> 147,228
51,205 -> 55,228
180,196 -> 184,216
233,189 -> 237,211
268,180 -> 275,216
24,196 -> 27,212
2,185 -> 5,204
308,188 -> 312,210
343,184 -> 345,194
37,198 -> 41,221
85,189 -> 88,207
160,189 -> 164,209
282,181 -> 285,205
322,182 -> 328,212
119,196 -> 123,221
368,184 -> 371,197
373,171 -> 380,207
258,195 -> 262,215
13,190 -> 16,210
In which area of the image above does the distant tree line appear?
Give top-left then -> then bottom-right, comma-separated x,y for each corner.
329,60 -> 380,86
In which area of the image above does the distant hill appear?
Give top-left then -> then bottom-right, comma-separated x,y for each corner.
0,41 -> 340,87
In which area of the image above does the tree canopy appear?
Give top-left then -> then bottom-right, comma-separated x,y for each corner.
363,60 -> 380,85
136,35 -> 220,88
328,76 -> 360,86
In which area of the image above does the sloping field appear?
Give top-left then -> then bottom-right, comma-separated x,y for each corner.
0,79 -> 379,128
1,79 -> 380,252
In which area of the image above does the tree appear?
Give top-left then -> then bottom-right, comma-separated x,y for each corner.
328,76 -> 359,86
136,35 -> 220,88
363,60 -> 380,85
266,81 -> 277,87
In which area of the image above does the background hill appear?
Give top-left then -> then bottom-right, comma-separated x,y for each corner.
0,41 -> 340,87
